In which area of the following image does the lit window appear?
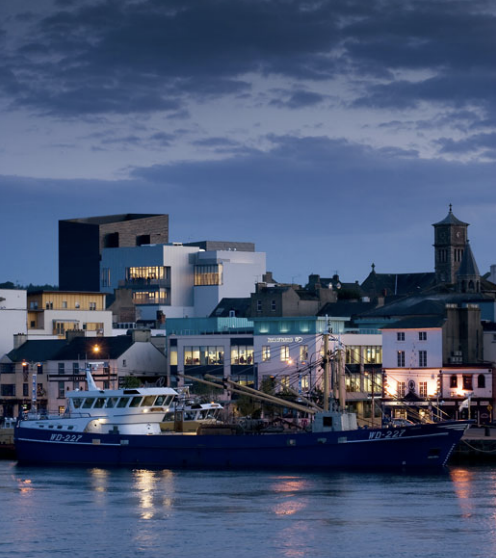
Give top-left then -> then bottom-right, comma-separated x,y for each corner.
262,346 -> 271,362
397,351 -> 405,367
280,346 -> 290,362
299,345 -> 308,362
419,382 -> 428,397
194,264 -> 223,286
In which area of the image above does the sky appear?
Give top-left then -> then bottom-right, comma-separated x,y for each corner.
0,0 -> 495,288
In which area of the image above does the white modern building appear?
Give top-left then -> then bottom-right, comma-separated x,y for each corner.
101,242 -> 266,321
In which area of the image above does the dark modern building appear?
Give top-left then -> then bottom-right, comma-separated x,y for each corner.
58,214 -> 169,292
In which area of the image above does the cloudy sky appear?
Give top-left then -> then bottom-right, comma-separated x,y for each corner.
1,0 -> 495,288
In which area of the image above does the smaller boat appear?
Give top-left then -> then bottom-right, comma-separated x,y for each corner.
160,386 -> 223,433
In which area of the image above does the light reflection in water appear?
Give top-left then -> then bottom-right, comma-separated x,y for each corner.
269,475 -> 313,557
133,469 -> 157,520
16,477 -> 33,495
89,467 -> 110,495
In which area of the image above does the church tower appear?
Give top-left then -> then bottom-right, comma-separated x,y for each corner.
433,205 -> 469,285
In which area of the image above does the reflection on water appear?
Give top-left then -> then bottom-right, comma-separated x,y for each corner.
4,463 -> 496,558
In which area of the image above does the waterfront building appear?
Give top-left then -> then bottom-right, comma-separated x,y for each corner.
381,305 -> 493,423
0,330 -> 166,417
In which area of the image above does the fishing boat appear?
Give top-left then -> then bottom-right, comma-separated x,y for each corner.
14,367 -> 470,470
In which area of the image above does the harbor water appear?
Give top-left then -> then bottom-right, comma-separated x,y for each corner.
2,461 -> 496,558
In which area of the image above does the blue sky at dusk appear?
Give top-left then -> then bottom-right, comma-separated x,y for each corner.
0,0 -> 495,287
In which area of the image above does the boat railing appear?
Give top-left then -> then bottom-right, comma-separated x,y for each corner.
22,411 -> 95,421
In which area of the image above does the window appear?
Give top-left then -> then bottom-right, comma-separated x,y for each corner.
419,332 -> 427,341
419,382 -> 428,397
397,351 -> 405,367
478,374 -> 486,389
301,375 -> 309,390
133,290 -> 168,304
450,375 -> 458,388
231,346 -> 254,365
397,381 -> 406,398
299,345 -> 309,362
58,382 -> 65,399
1,384 -> 15,396
101,268 -> 111,288
262,346 -> 271,362
397,332 -> 405,341
126,266 -> 168,283
194,264 -> 223,286
256,300 -> 262,312
280,346 -> 290,362
184,346 -> 225,366
73,362 -> 80,374
365,346 -> 381,364
89,302 -> 96,311
462,375 -> 473,391
280,376 -> 290,390
62,301 -> 67,309
37,364 -> 43,375
271,300 -> 276,312
58,363 -> 65,375
419,350 -> 427,367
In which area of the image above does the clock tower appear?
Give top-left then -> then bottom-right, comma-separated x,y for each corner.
433,205 -> 469,285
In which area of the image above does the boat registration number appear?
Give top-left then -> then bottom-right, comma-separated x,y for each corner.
368,429 -> 406,440
50,434 -> 83,443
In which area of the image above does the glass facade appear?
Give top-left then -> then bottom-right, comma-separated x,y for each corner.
194,264 -> 223,286
184,346 -> 224,366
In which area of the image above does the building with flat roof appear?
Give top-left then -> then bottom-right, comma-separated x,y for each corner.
59,214 -> 169,292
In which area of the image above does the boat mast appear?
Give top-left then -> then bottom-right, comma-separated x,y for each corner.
323,332 -> 346,412
323,333 -> 330,411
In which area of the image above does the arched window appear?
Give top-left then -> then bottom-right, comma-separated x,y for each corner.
478,374 -> 486,389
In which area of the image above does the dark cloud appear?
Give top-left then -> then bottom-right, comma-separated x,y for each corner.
1,0 -> 491,122
130,134 -> 495,217
270,90 -> 327,109
435,132 -> 496,158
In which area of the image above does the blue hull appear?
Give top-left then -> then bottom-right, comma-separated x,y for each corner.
14,422 -> 468,470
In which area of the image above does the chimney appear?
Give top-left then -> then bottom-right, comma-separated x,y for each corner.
66,330 -> 86,343
14,333 -> 28,349
132,329 -> 151,343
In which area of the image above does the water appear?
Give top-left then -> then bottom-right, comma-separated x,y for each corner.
1,461 -> 496,558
